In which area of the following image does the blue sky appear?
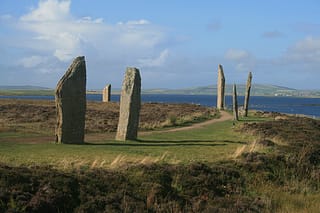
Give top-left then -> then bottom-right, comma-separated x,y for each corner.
0,0 -> 319,89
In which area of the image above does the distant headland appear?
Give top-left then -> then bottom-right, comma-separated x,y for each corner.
1,84 -> 319,97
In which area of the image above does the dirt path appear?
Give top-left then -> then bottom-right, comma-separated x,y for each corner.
140,111 -> 232,135
0,111 -> 232,143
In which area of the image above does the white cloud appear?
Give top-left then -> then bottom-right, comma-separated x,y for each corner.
52,32 -> 83,61
17,0 -> 83,61
21,0 -> 70,22
0,0 -> 174,88
224,49 -> 256,72
138,49 -> 169,67
19,55 -> 46,68
125,19 -> 150,25
77,16 -> 103,24
18,55 -> 60,73
225,49 -> 250,61
284,36 -> 320,63
292,36 -> 320,52
235,63 -> 250,72
11,0 -> 168,66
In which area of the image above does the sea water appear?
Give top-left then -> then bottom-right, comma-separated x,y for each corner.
1,94 -> 319,118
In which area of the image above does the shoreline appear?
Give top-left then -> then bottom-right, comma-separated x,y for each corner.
1,93 -> 320,98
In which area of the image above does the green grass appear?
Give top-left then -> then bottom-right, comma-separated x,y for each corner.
0,111 -> 269,169
0,111 -> 276,171
0,119 -> 252,169
1,112 -> 319,212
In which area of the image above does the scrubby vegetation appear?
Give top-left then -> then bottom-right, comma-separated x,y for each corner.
0,101 -> 319,212
0,99 -> 216,136
0,163 -> 267,212
237,114 -> 320,212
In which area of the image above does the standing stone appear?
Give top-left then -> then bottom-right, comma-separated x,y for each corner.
116,67 -> 141,141
217,64 -> 225,110
55,56 -> 86,144
102,84 -> 111,102
233,84 -> 239,121
244,72 -> 252,117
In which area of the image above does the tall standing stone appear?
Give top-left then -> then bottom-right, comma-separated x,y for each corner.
55,56 -> 86,144
116,67 -> 141,141
244,72 -> 252,117
233,84 -> 239,121
102,84 -> 111,102
217,64 -> 225,110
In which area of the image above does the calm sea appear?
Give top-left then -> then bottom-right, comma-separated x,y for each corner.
1,94 -> 320,118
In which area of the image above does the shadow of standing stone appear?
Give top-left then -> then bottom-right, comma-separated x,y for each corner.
116,67 -> 141,141
55,56 -> 86,144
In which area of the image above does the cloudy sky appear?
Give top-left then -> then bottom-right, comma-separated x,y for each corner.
0,0 -> 319,89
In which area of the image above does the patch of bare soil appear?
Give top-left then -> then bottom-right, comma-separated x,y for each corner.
0,99 -> 216,137
141,111 -> 231,136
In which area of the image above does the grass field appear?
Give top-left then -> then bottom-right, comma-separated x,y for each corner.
0,119 -> 250,169
1,109 -> 320,212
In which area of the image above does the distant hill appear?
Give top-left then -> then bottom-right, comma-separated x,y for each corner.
0,85 -> 51,90
1,84 -> 320,97
0,85 -> 53,96
143,84 -> 320,97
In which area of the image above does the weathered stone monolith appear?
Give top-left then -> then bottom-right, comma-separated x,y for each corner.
244,72 -> 252,117
55,56 -> 86,144
116,67 -> 141,141
102,84 -> 111,102
233,84 -> 239,121
217,64 -> 225,110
